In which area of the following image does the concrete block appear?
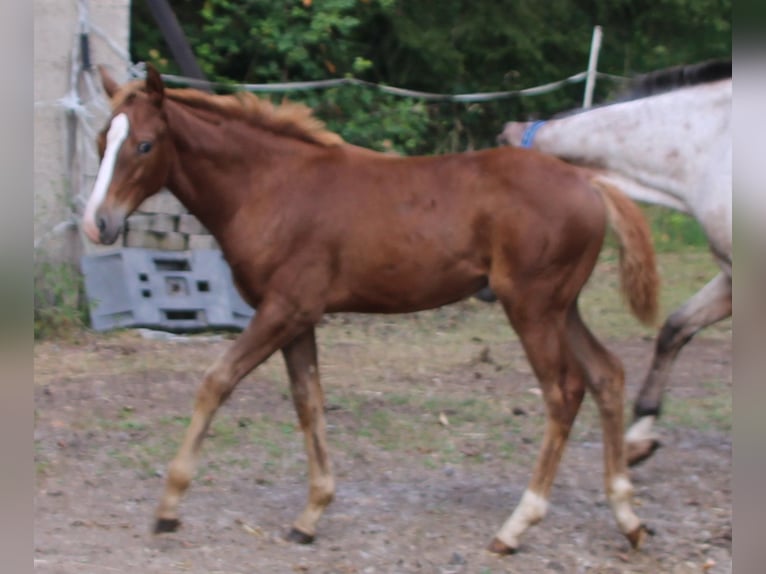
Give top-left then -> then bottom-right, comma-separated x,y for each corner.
178,214 -> 208,235
125,214 -> 153,231
81,248 -> 255,332
138,190 -> 188,215
188,235 -> 219,250
124,230 -> 188,251
149,213 -> 178,233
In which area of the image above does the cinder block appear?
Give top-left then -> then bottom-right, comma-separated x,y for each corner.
137,189 -> 187,215
81,248 -> 255,332
188,234 -> 219,250
124,230 -> 188,251
149,213 -> 178,233
178,214 -> 208,235
125,214 -> 153,231
127,213 -> 178,233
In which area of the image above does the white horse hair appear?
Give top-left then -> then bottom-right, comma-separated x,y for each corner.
498,59 -> 732,466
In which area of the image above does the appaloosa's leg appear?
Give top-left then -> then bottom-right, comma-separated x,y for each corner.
566,307 -> 649,549
488,303 -> 586,554
153,302 -> 312,533
626,272 -> 732,466
281,328 -> 335,544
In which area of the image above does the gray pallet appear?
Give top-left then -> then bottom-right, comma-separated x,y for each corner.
81,248 -> 255,332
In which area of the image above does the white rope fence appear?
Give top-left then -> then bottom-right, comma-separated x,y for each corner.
34,2 -> 623,250
157,69 -> 624,102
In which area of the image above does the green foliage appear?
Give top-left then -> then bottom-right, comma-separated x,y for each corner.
643,205 -> 709,251
34,261 -> 89,339
130,1 -> 730,153
603,205 -> 708,253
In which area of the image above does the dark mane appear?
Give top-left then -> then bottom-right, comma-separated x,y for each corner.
112,80 -> 343,147
552,58 -> 731,119
614,58 -> 731,102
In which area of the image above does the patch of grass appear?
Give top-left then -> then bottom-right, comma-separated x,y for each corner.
421,457 -> 439,470
661,382 -> 732,432
223,456 -> 252,470
105,434 -> 179,478
86,408 -> 150,434
34,260 -> 90,340
324,386 -> 540,467
644,205 -> 709,252
107,448 -> 134,468
35,444 -> 53,478
159,415 -> 192,427
115,406 -> 148,431
36,459 -> 52,478
604,205 -> 708,253
118,419 -> 148,431
207,420 -> 242,449
148,413 -> 299,473
580,247 -> 730,339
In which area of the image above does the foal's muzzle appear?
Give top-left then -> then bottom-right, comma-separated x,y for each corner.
97,214 -> 123,245
84,207 -> 125,245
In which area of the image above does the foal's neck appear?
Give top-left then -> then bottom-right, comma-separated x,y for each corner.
162,100 -> 317,243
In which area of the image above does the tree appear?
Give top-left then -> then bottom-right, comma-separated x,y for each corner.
130,0 -> 731,154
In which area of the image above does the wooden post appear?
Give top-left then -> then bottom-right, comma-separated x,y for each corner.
582,25 -> 602,109
144,0 -> 211,91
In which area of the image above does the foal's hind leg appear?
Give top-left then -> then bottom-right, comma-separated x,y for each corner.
567,307 -> 649,548
488,300 -> 586,554
626,272 -> 731,466
281,328 -> 335,543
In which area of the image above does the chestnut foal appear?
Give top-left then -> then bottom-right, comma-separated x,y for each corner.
82,64 -> 658,554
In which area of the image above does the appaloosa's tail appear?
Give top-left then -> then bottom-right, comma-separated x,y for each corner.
591,178 -> 660,326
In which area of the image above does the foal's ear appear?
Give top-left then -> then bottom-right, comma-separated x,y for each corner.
145,63 -> 165,107
98,65 -> 120,98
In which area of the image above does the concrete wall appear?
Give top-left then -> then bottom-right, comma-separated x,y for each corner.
34,0 -> 131,261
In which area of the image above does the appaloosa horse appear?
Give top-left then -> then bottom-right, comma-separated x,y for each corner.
82,64 -> 659,554
498,59 -> 731,466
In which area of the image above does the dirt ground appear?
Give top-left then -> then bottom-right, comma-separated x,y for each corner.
33,292 -> 731,574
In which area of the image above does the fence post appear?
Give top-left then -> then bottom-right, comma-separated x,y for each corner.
582,25 -> 602,109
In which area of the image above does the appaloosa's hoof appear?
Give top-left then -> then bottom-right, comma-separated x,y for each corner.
285,527 -> 315,545
626,438 -> 662,467
625,523 -> 655,549
153,517 -> 181,534
487,537 -> 517,555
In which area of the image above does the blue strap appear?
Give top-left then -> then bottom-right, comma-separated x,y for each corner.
520,120 -> 547,149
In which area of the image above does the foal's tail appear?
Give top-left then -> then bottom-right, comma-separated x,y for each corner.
591,178 -> 659,327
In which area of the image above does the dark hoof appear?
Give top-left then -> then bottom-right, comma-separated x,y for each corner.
625,523 -> 654,549
285,527 -> 315,545
153,517 -> 181,534
627,439 -> 662,467
487,537 -> 516,555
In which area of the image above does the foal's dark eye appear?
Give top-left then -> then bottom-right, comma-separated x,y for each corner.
137,141 -> 153,154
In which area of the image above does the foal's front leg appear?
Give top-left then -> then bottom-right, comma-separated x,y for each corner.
281,328 -> 335,543
153,300 -> 312,533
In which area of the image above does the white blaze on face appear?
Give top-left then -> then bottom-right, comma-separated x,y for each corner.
82,113 -> 130,242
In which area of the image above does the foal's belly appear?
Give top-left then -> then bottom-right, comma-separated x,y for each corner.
325,262 -> 489,314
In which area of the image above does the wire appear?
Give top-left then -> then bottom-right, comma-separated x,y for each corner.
157,69 -> 624,102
